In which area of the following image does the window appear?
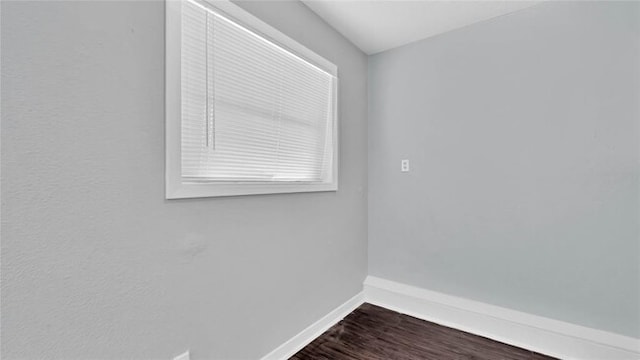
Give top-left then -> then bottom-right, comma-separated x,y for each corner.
166,0 -> 338,199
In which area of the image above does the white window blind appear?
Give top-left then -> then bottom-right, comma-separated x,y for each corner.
180,0 -> 337,185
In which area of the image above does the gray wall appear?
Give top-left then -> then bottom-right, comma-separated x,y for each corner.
0,1 -> 368,359
369,1 -> 639,338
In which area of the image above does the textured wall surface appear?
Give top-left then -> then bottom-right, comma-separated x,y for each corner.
0,1 -> 368,359
369,1 -> 639,338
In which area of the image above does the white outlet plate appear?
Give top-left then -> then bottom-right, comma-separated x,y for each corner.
174,350 -> 190,360
401,159 -> 410,172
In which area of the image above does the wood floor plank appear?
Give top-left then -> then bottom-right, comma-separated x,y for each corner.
290,303 -> 557,360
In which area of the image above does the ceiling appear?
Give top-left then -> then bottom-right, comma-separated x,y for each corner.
302,1 -> 541,55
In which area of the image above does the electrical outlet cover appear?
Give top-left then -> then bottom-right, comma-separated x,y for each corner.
174,350 -> 190,360
401,159 -> 410,172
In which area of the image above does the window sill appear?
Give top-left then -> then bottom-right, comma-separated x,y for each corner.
165,181 -> 338,199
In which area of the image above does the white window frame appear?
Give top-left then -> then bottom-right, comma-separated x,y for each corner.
166,0 -> 339,199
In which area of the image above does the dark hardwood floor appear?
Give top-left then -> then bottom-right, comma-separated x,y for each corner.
290,303 -> 556,360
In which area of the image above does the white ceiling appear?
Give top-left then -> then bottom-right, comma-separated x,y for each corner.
302,1 -> 541,54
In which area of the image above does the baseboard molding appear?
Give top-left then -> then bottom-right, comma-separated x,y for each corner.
364,276 -> 640,360
260,292 -> 365,360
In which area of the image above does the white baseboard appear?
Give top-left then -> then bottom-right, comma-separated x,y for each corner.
364,276 -> 640,360
260,292 -> 365,360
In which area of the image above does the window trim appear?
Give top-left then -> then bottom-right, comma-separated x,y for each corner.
166,0 -> 339,199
